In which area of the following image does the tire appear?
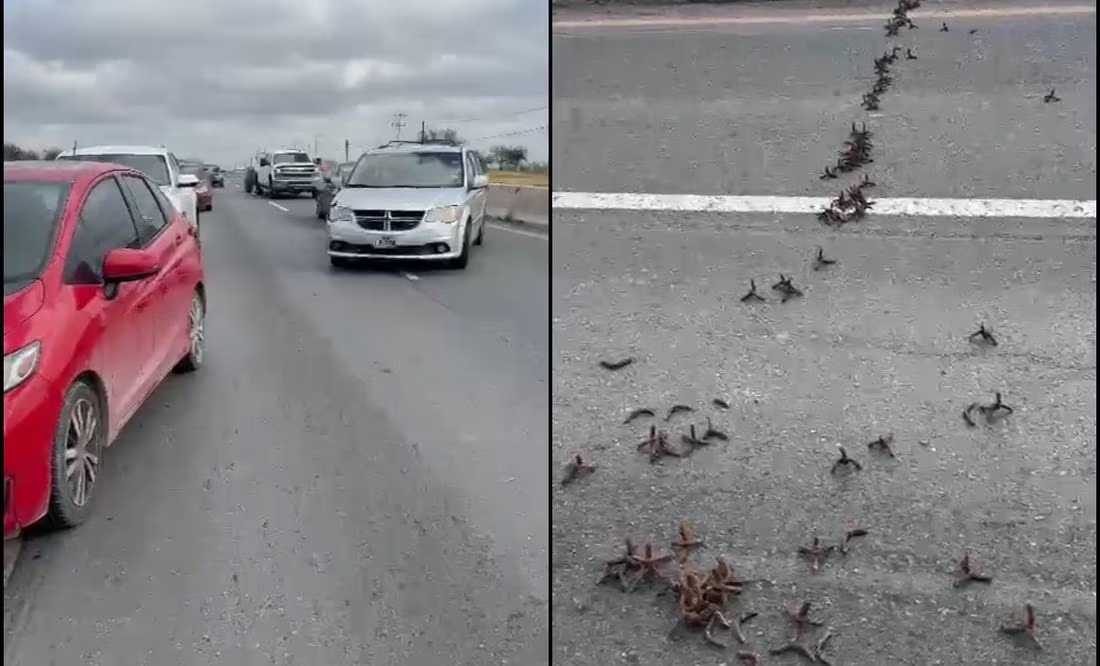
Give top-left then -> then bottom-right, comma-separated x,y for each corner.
266,179 -> 275,199
316,203 -> 326,220
474,218 -> 485,246
173,290 -> 206,373
449,220 -> 472,270
330,256 -> 352,269
42,380 -> 105,530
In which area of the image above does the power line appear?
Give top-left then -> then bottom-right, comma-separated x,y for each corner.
469,125 -> 547,142
429,106 -> 548,125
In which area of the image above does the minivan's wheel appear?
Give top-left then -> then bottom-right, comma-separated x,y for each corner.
474,218 -> 485,246
43,380 -> 105,530
173,291 -> 206,373
450,220 -> 472,270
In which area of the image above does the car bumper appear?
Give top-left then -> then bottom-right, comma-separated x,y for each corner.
327,221 -> 463,260
3,375 -> 63,539
270,179 -> 315,193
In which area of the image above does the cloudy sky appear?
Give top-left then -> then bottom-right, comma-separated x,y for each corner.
3,0 -> 548,167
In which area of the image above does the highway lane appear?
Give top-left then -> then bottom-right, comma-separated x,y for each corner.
551,5 -> 1096,666
554,9 -> 1096,200
3,183 -> 549,666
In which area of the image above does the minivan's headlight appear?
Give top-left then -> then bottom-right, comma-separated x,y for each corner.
4,341 -> 40,393
424,205 -> 461,224
329,205 -> 354,224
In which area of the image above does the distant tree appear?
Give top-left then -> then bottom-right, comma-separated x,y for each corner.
416,127 -> 464,145
488,145 -> 527,171
3,143 -> 40,161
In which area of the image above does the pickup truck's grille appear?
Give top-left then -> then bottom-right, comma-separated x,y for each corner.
273,165 -> 316,181
354,210 -> 424,232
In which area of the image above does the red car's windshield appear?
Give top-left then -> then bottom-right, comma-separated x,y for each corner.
4,180 -> 69,295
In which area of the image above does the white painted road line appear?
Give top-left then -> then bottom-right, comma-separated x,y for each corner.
487,223 -> 549,240
553,192 -> 1097,219
268,201 -> 290,212
402,272 -> 419,281
3,537 -> 21,587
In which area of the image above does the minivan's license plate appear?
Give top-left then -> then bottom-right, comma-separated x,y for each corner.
375,236 -> 396,248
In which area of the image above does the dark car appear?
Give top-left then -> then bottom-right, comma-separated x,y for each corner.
314,162 -> 357,220
206,165 -> 224,188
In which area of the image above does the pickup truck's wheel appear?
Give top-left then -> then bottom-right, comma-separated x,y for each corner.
43,380 -> 105,530
330,256 -> 352,269
266,178 -> 276,199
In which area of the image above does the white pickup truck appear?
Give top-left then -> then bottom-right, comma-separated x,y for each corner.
56,144 -> 200,227
253,148 -> 319,199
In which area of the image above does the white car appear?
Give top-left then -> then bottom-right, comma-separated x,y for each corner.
56,145 -> 200,229
326,142 -> 489,270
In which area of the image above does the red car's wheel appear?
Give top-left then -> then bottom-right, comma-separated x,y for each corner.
42,380 -> 105,530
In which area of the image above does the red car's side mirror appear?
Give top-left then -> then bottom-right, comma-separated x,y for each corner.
102,248 -> 160,283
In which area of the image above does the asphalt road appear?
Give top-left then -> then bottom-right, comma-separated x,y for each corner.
3,179 -> 550,666
554,8 -> 1096,200
551,5 -> 1097,666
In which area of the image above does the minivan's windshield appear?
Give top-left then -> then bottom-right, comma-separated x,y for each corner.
345,152 -> 464,188
4,180 -> 70,295
273,153 -> 312,165
57,153 -> 171,187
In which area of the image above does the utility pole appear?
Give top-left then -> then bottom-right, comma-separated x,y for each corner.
391,112 -> 407,141
344,139 -> 349,163
420,120 -> 427,143
71,140 -> 78,156
313,134 -> 320,157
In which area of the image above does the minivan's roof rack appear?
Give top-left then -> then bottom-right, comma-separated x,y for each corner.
376,138 -> 459,148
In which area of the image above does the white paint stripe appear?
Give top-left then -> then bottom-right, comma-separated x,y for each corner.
268,201 -> 289,212
487,222 -> 549,240
552,192 -> 1097,219
3,537 -> 22,587
403,272 -> 419,281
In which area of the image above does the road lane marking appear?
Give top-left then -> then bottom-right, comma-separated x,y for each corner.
553,5 -> 1095,30
3,537 -> 21,587
487,223 -> 549,240
268,202 -> 290,212
553,192 -> 1097,219
403,272 -> 420,281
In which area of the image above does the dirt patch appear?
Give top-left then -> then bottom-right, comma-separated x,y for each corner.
488,170 -> 549,187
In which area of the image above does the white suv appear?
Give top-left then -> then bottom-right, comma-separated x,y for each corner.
326,142 -> 490,270
56,145 -> 200,229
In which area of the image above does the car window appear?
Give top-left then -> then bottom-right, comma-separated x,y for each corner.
4,180 -> 70,295
346,152 -> 465,188
119,174 -> 169,245
57,153 -> 172,187
273,152 -> 312,164
466,153 -> 481,180
64,177 -> 140,285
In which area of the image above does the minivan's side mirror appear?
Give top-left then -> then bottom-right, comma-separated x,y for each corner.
102,248 -> 160,283
178,174 -> 200,188
471,174 -> 490,189
259,158 -> 270,167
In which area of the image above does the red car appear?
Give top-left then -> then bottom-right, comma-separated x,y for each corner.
4,160 -> 206,539
180,164 -> 213,212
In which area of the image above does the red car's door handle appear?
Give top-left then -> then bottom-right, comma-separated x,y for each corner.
175,234 -> 184,245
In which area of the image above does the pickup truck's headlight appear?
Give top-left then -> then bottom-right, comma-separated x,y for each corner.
4,341 -> 40,393
424,205 -> 461,224
329,205 -> 354,224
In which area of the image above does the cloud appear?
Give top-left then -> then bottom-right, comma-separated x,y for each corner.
3,0 -> 548,165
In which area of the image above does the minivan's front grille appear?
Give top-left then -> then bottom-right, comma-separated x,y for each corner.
353,210 -> 425,232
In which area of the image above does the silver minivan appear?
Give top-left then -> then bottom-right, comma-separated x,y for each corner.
324,142 -> 490,270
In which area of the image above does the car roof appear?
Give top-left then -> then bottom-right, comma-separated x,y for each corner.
62,144 -> 171,158
369,142 -> 464,155
4,159 -> 126,182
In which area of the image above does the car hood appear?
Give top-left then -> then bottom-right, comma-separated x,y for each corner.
3,280 -> 45,339
334,187 -> 466,211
